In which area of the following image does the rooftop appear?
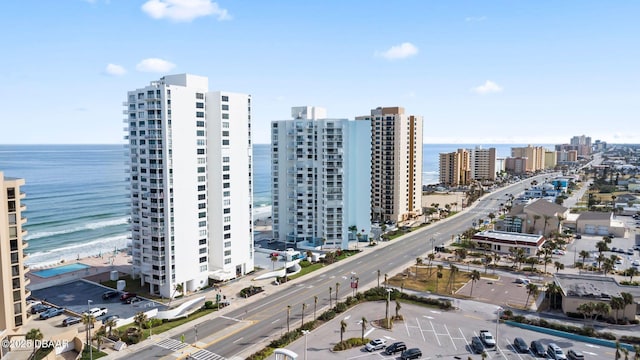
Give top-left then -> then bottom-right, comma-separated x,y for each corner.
554,273 -> 640,299
577,211 -> 613,221
472,230 -> 543,245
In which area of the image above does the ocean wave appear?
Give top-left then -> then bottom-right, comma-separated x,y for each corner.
24,217 -> 130,240
25,234 -> 130,267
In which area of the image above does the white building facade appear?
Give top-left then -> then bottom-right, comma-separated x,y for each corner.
271,106 -> 371,249
470,147 -> 497,181
125,74 -> 253,297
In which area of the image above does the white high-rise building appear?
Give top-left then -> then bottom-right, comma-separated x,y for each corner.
125,74 -> 254,297
470,147 -> 497,181
271,106 -> 371,249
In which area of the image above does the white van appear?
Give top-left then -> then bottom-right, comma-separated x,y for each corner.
547,343 -> 567,360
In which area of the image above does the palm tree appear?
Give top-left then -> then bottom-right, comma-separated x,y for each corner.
577,302 -> 595,324
542,215 -> 552,235
627,267 -> 639,282
415,257 -> 423,279
545,282 -> 562,310
385,294 -> 390,327
395,299 -> 402,319
134,311 -> 148,332
270,254 -> 278,271
169,283 -> 184,306
596,240 -> 609,254
335,282 -> 340,303
427,253 -> 435,276
377,269 -> 381,288
595,302 -> 611,323
94,326 -> 106,350
82,313 -> 96,348
531,214 -> 541,233
313,295 -> 318,319
484,254 -> 492,274
286,305 -> 291,332
436,265 -> 444,292
329,287 -> 332,308
26,328 -> 43,358
616,341 -> 622,360
554,261 -> 564,273
384,273 -> 388,287
105,317 -> 118,337
469,270 -> 481,297
340,320 -> 347,343
360,316 -> 367,341
623,348 -> 630,360
301,303 -> 307,327
579,250 -> 590,265
448,265 -> 458,294
633,344 -> 640,360
525,283 -> 539,308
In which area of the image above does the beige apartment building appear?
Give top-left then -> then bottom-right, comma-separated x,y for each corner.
439,149 -> 471,187
357,107 -> 423,223
544,150 -> 557,169
511,145 -> 546,172
470,147 -> 497,181
0,172 -> 29,336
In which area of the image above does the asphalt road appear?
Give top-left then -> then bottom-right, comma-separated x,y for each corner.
137,172 -> 558,359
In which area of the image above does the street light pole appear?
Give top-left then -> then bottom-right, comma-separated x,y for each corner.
87,299 -> 93,360
495,306 -> 503,350
301,330 -> 309,360
385,288 -> 392,329
431,237 -> 435,254
194,324 -> 198,343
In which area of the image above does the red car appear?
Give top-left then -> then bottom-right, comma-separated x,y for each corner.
120,292 -> 137,301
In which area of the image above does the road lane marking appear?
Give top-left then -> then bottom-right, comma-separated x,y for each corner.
344,315 -> 351,320
232,337 -> 244,344
271,319 -> 280,324
364,328 -> 375,337
429,320 -> 440,346
422,315 -> 434,319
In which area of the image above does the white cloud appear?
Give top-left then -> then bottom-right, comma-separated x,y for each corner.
104,63 -> 126,76
465,16 -> 487,22
142,0 -> 231,22
472,80 -> 503,95
136,58 -> 176,73
375,42 -> 418,60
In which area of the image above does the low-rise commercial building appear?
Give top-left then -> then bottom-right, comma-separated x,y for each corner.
471,230 -> 545,257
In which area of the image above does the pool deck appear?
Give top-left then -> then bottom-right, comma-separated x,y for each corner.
26,251 -> 132,290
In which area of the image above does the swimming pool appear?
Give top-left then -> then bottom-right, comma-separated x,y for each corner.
32,263 -> 90,278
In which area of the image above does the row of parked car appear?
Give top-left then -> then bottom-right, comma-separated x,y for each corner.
363,338 -> 422,360
471,333 -> 583,359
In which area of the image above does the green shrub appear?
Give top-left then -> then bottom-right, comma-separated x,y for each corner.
299,260 -> 312,268
333,338 -> 370,351
318,310 -> 336,321
334,302 -> 348,313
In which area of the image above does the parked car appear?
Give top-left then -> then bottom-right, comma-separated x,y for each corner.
479,330 -> 496,348
102,290 -> 119,300
400,348 -> 422,360
471,337 -> 484,354
30,304 -> 50,314
567,349 -> 585,360
103,315 -> 120,324
40,307 -> 65,320
547,343 -> 568,360
530,340 -> 546,356
612,247 -> 619,253
62,317 -> 82,327
513,337 -> 528,353
516,278 -> 530,285
627,249 -> 635,255
120,292 -> 137,301
364,338 -> 387,352
126,296 -> 142,304
384,342 -> 407,355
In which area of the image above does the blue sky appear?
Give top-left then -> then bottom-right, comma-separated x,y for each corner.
1,0 -> 638,145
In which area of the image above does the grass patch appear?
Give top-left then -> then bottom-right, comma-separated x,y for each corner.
289,263 -> 325,280
116,308 -> 216,341
387,265 -> 494,295
79,347 -> 107,360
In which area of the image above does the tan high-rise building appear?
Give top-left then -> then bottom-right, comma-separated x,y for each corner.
439,149 -> 471,187
357,107 -> 423,223
470,147 -> 497,181
544,150 -> 557,169
511,145 -> 545,172
0,172 -> 29,333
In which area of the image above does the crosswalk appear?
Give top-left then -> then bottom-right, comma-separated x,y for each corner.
155,338 -> 188,351
154,338 -> 226,360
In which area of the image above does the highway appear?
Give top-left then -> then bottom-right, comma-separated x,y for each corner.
136,172 -> 557,359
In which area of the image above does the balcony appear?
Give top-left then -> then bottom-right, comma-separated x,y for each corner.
24,277 -> 30,286
22,241 -> 28,250
20,216 -> 27,225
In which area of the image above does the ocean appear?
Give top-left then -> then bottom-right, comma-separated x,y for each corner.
0,143 -> 543,267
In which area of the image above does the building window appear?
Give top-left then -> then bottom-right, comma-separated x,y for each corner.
224,258 -> 232,264
199,221 -> 206,227
196,112 -> 204,118
199,248 -> 207,254
224,233 -> 231,239
197,149 -> 205,155
223,157 -> 230,163
198,176 -> 205,182
222,139 -> 229,146
196,93 -> 204,99
196,121 -> 205,127
223,183 -> 230,188
223,208 -> 230,214
223,165 -> 230,171
199,257 -> 207,263
198,167 -> 205,173
223,191 -> 230,197
196,102 -> 204,108
199,229 -> 207,236
224,250 -> 231,256
197,130 -> 205,136
222,122 -> 229,128
221,95 -> 229,102
222,114 -> 229,119
224,216 -> 230,222
199,238 -> 206,245
199,212 -> 206,218
224,241 -> 231,248
200,265 -> 208,272
224,225 -> 231,231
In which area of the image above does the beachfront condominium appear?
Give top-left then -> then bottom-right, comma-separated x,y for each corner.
356,107 -> 423,223
271,106 -> 371,249
511,145 -> 546,173
125,74 -> 254,298
470,147 -> 497,181
0,172 -> 29,334
439,149 -> 471,187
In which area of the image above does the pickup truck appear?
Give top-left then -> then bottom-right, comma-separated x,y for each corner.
479,330 -> 496,348
84,307 -> 108,318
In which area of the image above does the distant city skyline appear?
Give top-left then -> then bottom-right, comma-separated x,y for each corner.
1,1 -> 639,145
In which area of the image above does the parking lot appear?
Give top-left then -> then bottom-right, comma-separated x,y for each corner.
284,301 -> 616,359
31,280 -> 166,326
457,273 -> 536,309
